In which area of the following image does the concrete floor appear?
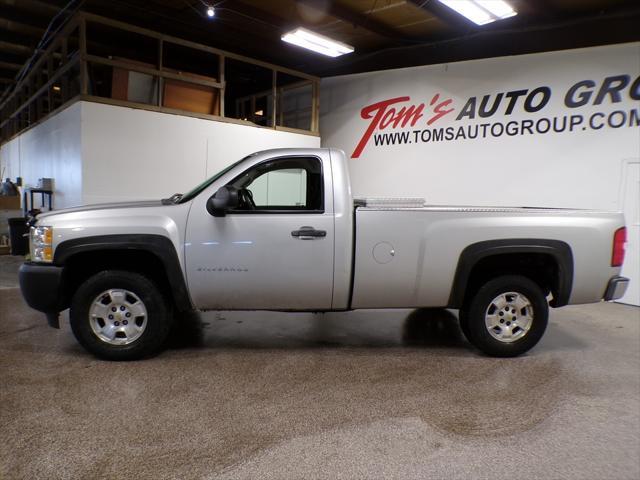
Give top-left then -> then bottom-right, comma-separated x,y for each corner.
1,255 -> 639,480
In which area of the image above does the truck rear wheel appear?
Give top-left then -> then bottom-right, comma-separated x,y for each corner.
69,270 -> 172,360
463,275 -> 548,357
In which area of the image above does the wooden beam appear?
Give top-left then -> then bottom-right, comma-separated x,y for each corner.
272,69 -> 277,127
0,67 -> 16,78
406,0 -> 477,33
0,0 -> 63,14
79,16 -> 87,95
223,0 -> 294,31
0,59 -> 21,70
311,80 -> 319,133
0,41 -> 33,56
0,4 -> 55,28
60,37 -> 69,102
523,0 -> 562,21
0,54 -> 79,128
82,0 -> 318,73
0,18 -> 46,38
81,12 -> 320,81
296,0 -> 409,42
315,5 -> 640,76
0,16 -> 78,110
0,27 -> 38,48
157,38 -> 163,107
85,54 -> 225,89
0,51 -> 29,64
219,54 -> 225,116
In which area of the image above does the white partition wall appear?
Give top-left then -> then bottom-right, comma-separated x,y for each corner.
0,103 -> 83,209
320,42 -> 640,305
80,102 -> 320,204
0,101 -> 320,209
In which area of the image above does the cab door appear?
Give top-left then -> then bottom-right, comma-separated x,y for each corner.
184,155 -> 335,310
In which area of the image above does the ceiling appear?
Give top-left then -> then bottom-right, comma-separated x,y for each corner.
1,0 -> 639,99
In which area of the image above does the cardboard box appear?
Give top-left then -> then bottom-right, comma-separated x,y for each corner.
0,196 -> 21,210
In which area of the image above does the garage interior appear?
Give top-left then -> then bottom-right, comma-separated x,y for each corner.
1,1 -> 639,479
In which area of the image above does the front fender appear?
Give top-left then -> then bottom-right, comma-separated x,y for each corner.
54,234 -> 193,311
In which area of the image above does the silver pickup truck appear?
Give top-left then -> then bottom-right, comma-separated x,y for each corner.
19,148 -> 629,360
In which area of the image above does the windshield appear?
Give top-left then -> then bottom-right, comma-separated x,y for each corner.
178,156 -> 251,204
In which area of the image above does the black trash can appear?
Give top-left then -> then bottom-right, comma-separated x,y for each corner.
8,217 -> 29,256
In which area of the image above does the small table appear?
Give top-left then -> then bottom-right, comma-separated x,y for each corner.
23,188 -> 53,216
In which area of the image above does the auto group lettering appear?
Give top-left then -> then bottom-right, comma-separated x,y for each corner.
351,74 -> 640,158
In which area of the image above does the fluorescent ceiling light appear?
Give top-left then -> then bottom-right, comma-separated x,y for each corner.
438,0 -> 517,25
281,27 -> 354,57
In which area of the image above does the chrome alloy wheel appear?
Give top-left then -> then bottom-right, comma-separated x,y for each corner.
89,289 -> 148,345
484,292 -> 533,343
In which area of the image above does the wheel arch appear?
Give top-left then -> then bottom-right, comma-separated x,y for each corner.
448,239 -> 574,309
54,234 -> 193,312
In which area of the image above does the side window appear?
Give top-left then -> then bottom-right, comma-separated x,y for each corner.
229,157 -> 323,212
250,169 -> 307,207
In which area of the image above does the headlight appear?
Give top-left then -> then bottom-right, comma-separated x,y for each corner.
30,226 -> 53,262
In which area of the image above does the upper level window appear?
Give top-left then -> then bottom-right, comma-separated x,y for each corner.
229,157 -> 323,212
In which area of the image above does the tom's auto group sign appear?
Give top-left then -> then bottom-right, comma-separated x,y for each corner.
351,74 -> 640,158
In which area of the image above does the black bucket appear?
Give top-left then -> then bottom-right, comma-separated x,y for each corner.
8,217 -> 28,256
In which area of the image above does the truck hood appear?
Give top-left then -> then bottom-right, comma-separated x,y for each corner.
36,200 -> 163,219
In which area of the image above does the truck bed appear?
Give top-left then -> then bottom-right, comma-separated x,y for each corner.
350,204 -> 622,309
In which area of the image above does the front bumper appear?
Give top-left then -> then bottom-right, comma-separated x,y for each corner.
603,276 -> 629,301
19,262 -> 64,328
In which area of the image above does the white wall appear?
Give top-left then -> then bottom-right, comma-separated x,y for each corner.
320,42 -> 640,305
80,102 -> 320,204
0,103 -> 83,209
0,101 -> 320,208
320,43 -> 640,211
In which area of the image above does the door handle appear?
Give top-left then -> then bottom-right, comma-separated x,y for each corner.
291,226 -> 326,239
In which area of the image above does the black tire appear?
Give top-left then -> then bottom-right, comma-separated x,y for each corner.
464,275 -> 548,357
70,270 -> 172,360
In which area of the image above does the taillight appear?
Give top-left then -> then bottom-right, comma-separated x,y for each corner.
611,227 -> 626,267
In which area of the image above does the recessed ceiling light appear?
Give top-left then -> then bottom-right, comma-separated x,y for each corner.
438,0 -> 517,25
281,27 -> 354,57
206,6 -> 215,18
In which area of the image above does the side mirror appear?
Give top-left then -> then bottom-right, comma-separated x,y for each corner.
206,186 -> 239,217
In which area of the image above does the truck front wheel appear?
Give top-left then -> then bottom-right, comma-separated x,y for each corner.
461,275 -> 548,357
69,270 -> 172,360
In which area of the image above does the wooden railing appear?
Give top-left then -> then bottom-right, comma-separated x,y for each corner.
0,12 -> 321,144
